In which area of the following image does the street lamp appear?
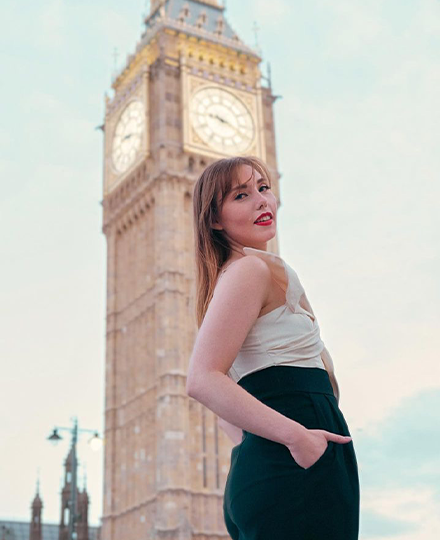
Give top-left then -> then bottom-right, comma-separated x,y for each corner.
47,416 -> 102,540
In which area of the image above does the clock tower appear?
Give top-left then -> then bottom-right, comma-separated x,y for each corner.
101,1 -> 281,539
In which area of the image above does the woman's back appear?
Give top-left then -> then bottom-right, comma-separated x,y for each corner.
218,247 -> 340,400
221,252 -> 359,538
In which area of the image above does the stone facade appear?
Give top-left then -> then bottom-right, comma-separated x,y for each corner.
101,2 -> 281,539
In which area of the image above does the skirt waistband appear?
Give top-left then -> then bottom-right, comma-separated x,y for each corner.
237,365 -> 335,398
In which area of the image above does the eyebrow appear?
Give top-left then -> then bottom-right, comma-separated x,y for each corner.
231,177 -> 266,193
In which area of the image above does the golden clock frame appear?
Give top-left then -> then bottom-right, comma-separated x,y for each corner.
104,67 -> 151,196
181,65 -> 267,161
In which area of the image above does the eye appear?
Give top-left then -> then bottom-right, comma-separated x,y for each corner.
235,185 -> 271,200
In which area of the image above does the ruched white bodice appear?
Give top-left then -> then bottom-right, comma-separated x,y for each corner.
226,247 -> 340,401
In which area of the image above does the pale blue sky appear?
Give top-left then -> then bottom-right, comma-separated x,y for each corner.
1,1 -> 439,538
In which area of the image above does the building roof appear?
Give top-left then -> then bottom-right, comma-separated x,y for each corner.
0,521 -> 100,540
143,0 -> 258,56
111,0 -> 261,87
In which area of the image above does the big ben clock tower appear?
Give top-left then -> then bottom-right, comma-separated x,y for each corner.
101,1 -> 281,539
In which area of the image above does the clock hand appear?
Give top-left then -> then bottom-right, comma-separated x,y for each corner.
216,114 -> 227,124
122,133 -> 133,141
208,113 -> 224,124
208,113 -> 230,125
208,113 -> 242,135
207,112 -> 248,138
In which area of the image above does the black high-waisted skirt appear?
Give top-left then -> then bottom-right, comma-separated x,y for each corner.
223,366 -> 360,540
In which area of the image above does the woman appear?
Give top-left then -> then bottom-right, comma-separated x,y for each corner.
186,156 -> 360,539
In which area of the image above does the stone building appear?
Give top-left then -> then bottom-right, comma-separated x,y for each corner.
0,449 -> 99,540
101,1 -> 281,538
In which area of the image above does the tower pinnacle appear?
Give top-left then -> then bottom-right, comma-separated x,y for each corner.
150,0 -> 221,14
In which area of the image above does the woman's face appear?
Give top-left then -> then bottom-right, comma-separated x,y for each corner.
212,164 -> 277,251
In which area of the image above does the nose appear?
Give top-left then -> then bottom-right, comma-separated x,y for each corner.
256,191 -> 268,207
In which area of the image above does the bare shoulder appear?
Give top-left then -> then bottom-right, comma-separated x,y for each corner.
215,254 -> 272,293
212,255 -> 273,322
186,255 -> 272,392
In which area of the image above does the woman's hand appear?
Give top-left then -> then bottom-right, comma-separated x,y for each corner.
286,428 -> 352,470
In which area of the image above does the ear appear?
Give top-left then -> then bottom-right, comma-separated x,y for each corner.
211,220 -> 223,231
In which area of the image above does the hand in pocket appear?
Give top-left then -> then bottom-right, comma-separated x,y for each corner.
286,429 -> 351,470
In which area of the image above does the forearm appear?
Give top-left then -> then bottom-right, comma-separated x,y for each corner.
187,371 -> 307,448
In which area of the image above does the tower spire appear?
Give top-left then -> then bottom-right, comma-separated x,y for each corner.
36,467 -> 41,495
150,0 -> 221,13
30,471 -> 43,540
252,20 -> 262,55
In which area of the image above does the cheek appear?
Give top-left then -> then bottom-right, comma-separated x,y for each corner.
222,206 -> 251,228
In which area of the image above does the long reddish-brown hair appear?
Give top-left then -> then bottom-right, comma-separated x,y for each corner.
192,155 -> 274,328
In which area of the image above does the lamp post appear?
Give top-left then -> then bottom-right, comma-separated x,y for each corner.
47,416 -> 102,540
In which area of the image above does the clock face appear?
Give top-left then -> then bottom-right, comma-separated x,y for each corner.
111,100 -> 145,174
189,86 -> 255,154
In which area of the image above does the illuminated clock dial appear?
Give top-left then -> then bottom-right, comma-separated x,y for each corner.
189,86 -> 255,154
111,100 -> 145,174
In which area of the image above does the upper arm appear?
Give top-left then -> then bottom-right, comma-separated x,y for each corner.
186,256 -> 272,394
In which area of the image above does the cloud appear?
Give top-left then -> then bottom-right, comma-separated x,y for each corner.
361,507 -> 418,538
355,388 -> 440,537
361,487 -> 440,539
357,388 -> 440,479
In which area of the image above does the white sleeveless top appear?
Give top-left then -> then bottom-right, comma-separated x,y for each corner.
224,247 -> 340,401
